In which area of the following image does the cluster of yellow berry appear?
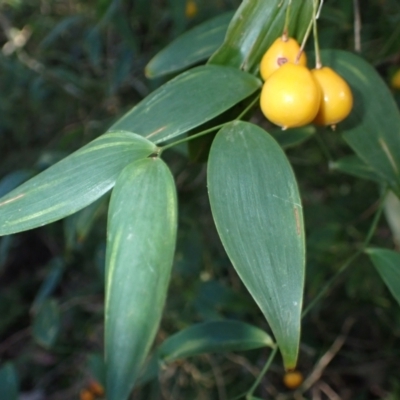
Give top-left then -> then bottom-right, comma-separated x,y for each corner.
259,36 -> 353,130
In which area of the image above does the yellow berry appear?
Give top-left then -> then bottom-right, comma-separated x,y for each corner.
260,37 -> 307,81
311,67 -> 353,126
283,370 -> 303,389
391,69 -> 400,90
260,63 -> 321,129
185,0 -> 198,19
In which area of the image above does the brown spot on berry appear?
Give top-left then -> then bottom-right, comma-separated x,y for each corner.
277,57 -> 288,66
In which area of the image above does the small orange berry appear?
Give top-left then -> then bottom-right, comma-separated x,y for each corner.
260,36 -> 307,81
88,380 -> 105,396
80,389 -> 95,400
185,0 -> 198,19
311,67 -> 353,126
283,370 -> 304,389
260,63 -> 321,129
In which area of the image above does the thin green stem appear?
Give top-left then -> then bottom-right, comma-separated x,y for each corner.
283,0 -> 292,38
245,347 -> 278,399
297,11 -> 313,63
237,94 -> 261,120
160,94 -> 260,152
313,0 -> 322,68
161,123 -> 227,152
302,188 -> 388,318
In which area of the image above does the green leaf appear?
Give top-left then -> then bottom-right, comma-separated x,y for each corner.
145,12 -> 234,78
366,248 -> 400,307
209,0 -> 312,73
320,50 -> 400,195
158,320 -> 275,363
105,158 -> 177,400
0,131 -> 155,236
271,125 -> 316,149
109,65 -> 261,144
32,299 -> 61,349
330,155 -> 381,182
208,121 -> 305,369
0,363 -> 18,400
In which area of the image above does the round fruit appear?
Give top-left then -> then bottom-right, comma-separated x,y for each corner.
311,67 -> 353,126
391,69 -> 400,90
283,370 -> 304,389
260,63 -> 321,129
260,37 -> 307,81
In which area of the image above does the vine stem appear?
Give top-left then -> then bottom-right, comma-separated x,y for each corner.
302,187 -> 388,318
160,94 -> 260,152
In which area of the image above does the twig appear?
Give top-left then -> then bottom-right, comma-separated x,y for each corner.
353,0 -> 362,53
296,318 -> 354,394
318,381 -> 341,400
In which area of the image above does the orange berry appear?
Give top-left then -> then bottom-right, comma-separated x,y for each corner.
88,380 -> 105,396
283,370 -> 304,389
311,67 -> 353,126
80,389 -> 95,400
260,63 -> 321,129
260,36 -> 307,81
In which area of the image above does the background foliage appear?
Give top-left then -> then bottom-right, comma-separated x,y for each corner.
1,0 -> 400,399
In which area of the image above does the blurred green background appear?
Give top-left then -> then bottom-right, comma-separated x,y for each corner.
1,0 -> 400,399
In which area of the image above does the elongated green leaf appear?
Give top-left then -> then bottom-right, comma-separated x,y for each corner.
158,321 -> 275,362
109,65 -> 261,144
320,50 -> 400,195
330,155 -> 381,182
0,131 -> 155,236
208,121 -> 305,369
32,299 -> 61,349
136,321 -> 274,385
0,363 -> 18,400
105,158 -> 177,400
145,12 -> 234,78
209,0 -> 312,73
366,248 -> 400,307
